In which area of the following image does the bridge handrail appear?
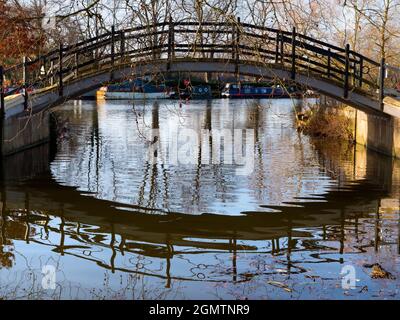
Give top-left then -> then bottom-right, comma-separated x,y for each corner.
1,18 -> 390,111
2,20 -> 379,70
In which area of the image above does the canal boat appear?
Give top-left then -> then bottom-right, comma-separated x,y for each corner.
221,82 -> 302,98
169,84 -> 212,100
103,79 -> 174,100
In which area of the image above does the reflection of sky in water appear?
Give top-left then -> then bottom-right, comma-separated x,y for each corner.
50,98 -> 335,215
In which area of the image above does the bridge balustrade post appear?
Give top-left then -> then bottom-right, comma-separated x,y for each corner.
110,25 -> 115,81
111,25 -> 115,67
379,57 -> 386,111
352,60 -> 357,87
74,52 -> 79,78
359,57 -> 364,88
275,31 -> 280,64
167,16 -> 175,71
120,31 -> 125,60
50,59 -> 54,86
280,32 -> 284,64
343,43 -> 350,99
327,48 -> 331,79
210,23 -> 218,61
58,43 -> 63,97
291,27 -> 296,80
22,56 -> 28,110
235,17 -> 241,80
231,20 -> 236,60
0,66 -> 4,157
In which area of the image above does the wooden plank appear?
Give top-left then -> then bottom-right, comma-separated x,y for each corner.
291,27 -> 296,80
379,58 -> 386,111
344,44 -> 350,98
58,43 -> 63,96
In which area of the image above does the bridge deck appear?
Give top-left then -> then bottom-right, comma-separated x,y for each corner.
2,58 -> 383,119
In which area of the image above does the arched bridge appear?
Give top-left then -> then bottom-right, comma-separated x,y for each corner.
0,18 -> 389,118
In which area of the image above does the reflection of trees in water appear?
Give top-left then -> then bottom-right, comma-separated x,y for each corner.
247,102 -> 265,201
244,100 -> 318,205
311,138 -> 356,181
0,193 -> 37,269
0,235 -> 14,269
130,100 -> 242,213
50,99 -> 395,214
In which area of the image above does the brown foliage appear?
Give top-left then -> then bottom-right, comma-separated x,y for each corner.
298,106 -> 354,141
0,0 -> 45,65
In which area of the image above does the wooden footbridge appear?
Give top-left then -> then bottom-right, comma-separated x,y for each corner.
0,18 -> 389,117
1,18 -> 398,157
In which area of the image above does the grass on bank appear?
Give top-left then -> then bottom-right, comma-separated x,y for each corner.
296,104 -> 354,142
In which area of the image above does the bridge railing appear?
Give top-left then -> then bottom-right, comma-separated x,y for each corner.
0,18 -> 389,112
383,64 -> 400,99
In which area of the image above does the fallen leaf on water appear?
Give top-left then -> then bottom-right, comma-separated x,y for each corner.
267,281 -> 293,292
365,263 -> 396,279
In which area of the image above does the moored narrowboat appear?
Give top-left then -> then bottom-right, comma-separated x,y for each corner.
221,83 -> 302,98
103,79 -> 174,100
169,84 -> 212,100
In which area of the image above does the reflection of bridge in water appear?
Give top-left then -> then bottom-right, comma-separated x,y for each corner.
1,138 -> 399,285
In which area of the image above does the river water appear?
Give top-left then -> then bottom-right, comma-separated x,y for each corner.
1,98 -> 400,299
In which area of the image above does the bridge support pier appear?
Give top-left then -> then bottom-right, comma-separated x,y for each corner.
332,98 -> 400,159
1,111 -> 50,157
353,110 -> 396,157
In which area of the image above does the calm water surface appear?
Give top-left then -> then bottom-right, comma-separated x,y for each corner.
1,98 -> 400,299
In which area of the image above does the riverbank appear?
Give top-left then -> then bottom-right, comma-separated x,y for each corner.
295,95 -> 400,161
296,99 -> 355,142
